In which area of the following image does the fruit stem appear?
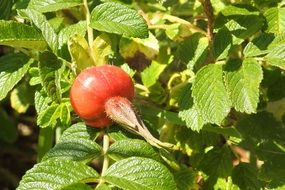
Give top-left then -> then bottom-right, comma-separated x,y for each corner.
99,132 -> 109,185
101,133 -> 109,176
105,97 -> 179,151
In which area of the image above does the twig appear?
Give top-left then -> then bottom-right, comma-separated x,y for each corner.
200,0 -> 215,41
83,0 -> 94,48
200,0 -> 215,64
163,14 -> 207,35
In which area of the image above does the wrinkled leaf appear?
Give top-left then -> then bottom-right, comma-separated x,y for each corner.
176,33 -> 208,69
232,163 -> 261,190
266,44 -> 285,70
28,0 -> 82,13
213,27 -> 232,60
0,53 -> 31,101
103,157 -> 176,190
224,59 -> 263,113
17,159 -> 99,190
0,20 -> 46,50
243,33 -> 274,57
19,9 -> 58,53
198,146 -> 233,178
39,51 -> 63,102
90,2 -> 148,38
37,104 -> 61,128
141,61 -> 167,88
42,123 -> 101,162
264,7 -> 285,34
192,64 -> 231,125
58,21 -> 87,51
108,139 -> 160,161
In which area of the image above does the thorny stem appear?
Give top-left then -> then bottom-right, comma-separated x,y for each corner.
200,0 -> 215,64
200,0 -> 215,41
83,0 -> 94,48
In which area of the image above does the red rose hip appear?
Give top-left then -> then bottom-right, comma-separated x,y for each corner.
70,65 -> 134,128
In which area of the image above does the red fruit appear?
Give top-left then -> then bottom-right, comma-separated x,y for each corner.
70,65 -> 134,128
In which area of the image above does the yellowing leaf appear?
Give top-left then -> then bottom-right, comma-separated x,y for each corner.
92,33 -> 112,66
68,34 -> 95,72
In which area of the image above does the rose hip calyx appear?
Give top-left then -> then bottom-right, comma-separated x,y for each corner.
105,96 -> 179,151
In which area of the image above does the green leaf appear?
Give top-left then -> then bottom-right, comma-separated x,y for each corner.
34,90 -> 52,114
108,126 -> 135,141
257,141 -> 285,186
90,2 -> 148,38
236,111 -> 284,141
213,27 -> 232,60
174,126 -> 220,156
92,33 -> 113,66
43,137 -> 101,161
141,61 -> 167,88
192,64 -> 231,125
39,51 -> 63,102
0,20 -> 46,50
95,184 -> 111,190
243,33 -> 274,57
178,105 -> 205,132
58,21 -> 87,51
10,83 -> 34,113
0,53 -> 32,101
59,122 -> 99,142
232,163 -> 261,190
59,103 -> 71,126
62,183 -> 93,190
203,125 -> 241,139
0,0 -> 12,19
42,123 -> 101,162
49,17 -> 65,32
165,23 -> 182,40
0,109 -> 17,143
108,139 -> 160,161
221,5 -> 259,16
29,67 -> 41,86
176,33 -> 208,69
264,7 -> 285,34
19,9 -> 58,53
37,104 -> 61,128
224,59 -> 263,114
225,15 -> 264,39
28,0 -> 82,13
214,177 -> 239,190
173,167 -> 196,190
103,157 -> 177,190
119,32 -> 159,61
265,44 -> 285,70
198,146 -> 233,177
268,33 -> 285,49
17,159 -> 99,190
